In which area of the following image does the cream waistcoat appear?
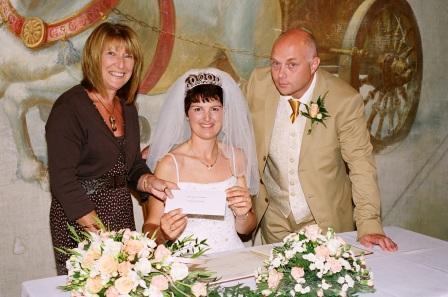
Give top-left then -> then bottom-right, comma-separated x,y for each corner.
264,74 -> 317,223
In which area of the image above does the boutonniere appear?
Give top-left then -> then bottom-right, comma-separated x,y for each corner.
301,91 -> 330,134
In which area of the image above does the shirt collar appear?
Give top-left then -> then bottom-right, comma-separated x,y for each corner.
280,71 -> 318,105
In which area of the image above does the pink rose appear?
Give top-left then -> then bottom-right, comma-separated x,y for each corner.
117,261 -> 133,276
122,229 -> 132,241
105,286 -> 120,297
304,224 -> 321,241
115,276 -> 135,295
81,249 -> 101,270
151,275 -> 169,291
86,276 -> 102,294
309,103 -> 319,118
98,255 -> 118,275
154,245 -> 171,262
291,267 -> 305,282
315,245 -> 330,259
267,270 -> 283,289
317,288 -> 324,297
328,257 -> 342,273
123,239 -> 144,256
191,282 -> 207,297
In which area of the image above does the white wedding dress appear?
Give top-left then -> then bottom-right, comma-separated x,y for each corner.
167,153 -> 245,253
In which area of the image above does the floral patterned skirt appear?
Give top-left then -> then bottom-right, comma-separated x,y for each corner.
50,153 -> 135,275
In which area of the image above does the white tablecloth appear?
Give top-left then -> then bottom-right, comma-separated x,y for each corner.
21,226 -> 448,297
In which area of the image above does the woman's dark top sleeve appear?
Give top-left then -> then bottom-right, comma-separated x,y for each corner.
46,88 -> 96,220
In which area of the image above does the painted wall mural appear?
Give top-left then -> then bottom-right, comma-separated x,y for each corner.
0,0 -> 422,189
2,1 -> 446,297
0,0 -> 281,188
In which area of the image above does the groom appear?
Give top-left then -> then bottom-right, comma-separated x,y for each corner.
245,28 -> 397,251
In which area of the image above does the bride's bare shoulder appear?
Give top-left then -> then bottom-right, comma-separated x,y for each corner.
154,154 -> 177,181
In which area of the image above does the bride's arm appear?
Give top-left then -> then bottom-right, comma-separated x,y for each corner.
227,148 -> 256,234
227,149 -> 257,235
227,175 -> 256,235
142,155 -> 186,244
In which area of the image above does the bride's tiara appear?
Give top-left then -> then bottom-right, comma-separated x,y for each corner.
185,73 -> 222,91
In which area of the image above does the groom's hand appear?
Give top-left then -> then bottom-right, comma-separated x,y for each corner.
359,233 -> 398,252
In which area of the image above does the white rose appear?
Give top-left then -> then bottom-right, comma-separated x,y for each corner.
316,113 -> 323,120
147,285 -> 163,297
309,103 -> 319,118
327,238 -> 343,255
321,279 -> 331,290
170,262 -> 189,281
261,289 -> 272,296
271,257 -> 282,268
154,245 -> 172,262
345,275 -> 354,288
285,250 -> 295,259
134,258 -> 152,276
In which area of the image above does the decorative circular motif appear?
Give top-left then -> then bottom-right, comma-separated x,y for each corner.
1,0 -> 119,48
21,17 -> 46,48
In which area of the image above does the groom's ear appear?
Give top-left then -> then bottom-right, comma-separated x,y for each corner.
310,56 -> 320,74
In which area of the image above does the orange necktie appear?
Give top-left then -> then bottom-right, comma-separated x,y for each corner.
288,98 -> 301,123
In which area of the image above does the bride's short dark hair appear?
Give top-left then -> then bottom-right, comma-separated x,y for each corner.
184,84 -> 223,116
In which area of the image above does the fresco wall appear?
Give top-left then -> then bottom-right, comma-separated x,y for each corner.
1,1 -> 447,296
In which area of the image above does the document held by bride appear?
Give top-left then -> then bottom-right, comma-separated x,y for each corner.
164,189 -> 226,216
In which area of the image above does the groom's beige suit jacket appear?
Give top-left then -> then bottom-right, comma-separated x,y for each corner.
245,67 -> 384,238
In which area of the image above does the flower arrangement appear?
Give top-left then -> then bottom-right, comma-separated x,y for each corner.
59,226 -> 212,297
301,92 -> 330,135
253,225 -> 374,297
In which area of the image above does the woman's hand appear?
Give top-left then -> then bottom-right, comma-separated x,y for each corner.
76,211 -> 100,232
138,173 -> 178,202
160,208 -> 187,241
226,186 -> 252,218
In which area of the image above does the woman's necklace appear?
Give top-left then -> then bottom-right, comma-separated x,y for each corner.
195,142 -> 219,170
93,93 -> 117,132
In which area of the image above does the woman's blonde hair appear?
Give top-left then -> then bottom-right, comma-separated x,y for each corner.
81,22 -> 143,104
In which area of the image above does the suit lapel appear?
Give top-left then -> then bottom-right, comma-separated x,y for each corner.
299,70 -> 328,164
264,86 -> 280,156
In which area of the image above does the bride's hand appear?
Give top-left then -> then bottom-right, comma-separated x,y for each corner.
226,186 -> 252,217
160,209 -> 187,241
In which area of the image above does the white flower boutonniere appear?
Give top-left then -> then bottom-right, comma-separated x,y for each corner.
301,91 -> 330,134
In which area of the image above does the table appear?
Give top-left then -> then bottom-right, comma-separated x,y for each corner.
21,226 -> 448,297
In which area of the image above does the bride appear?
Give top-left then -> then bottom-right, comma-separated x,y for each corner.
143,68 -> 259,252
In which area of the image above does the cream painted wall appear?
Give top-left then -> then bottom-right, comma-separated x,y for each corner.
1,1 -> 447,297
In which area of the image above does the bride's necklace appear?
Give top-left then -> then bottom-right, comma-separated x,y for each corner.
194,142 -> 219,170
93,93 -> 117,132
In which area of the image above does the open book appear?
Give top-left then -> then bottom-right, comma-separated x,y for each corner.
194,247 -> 271,284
